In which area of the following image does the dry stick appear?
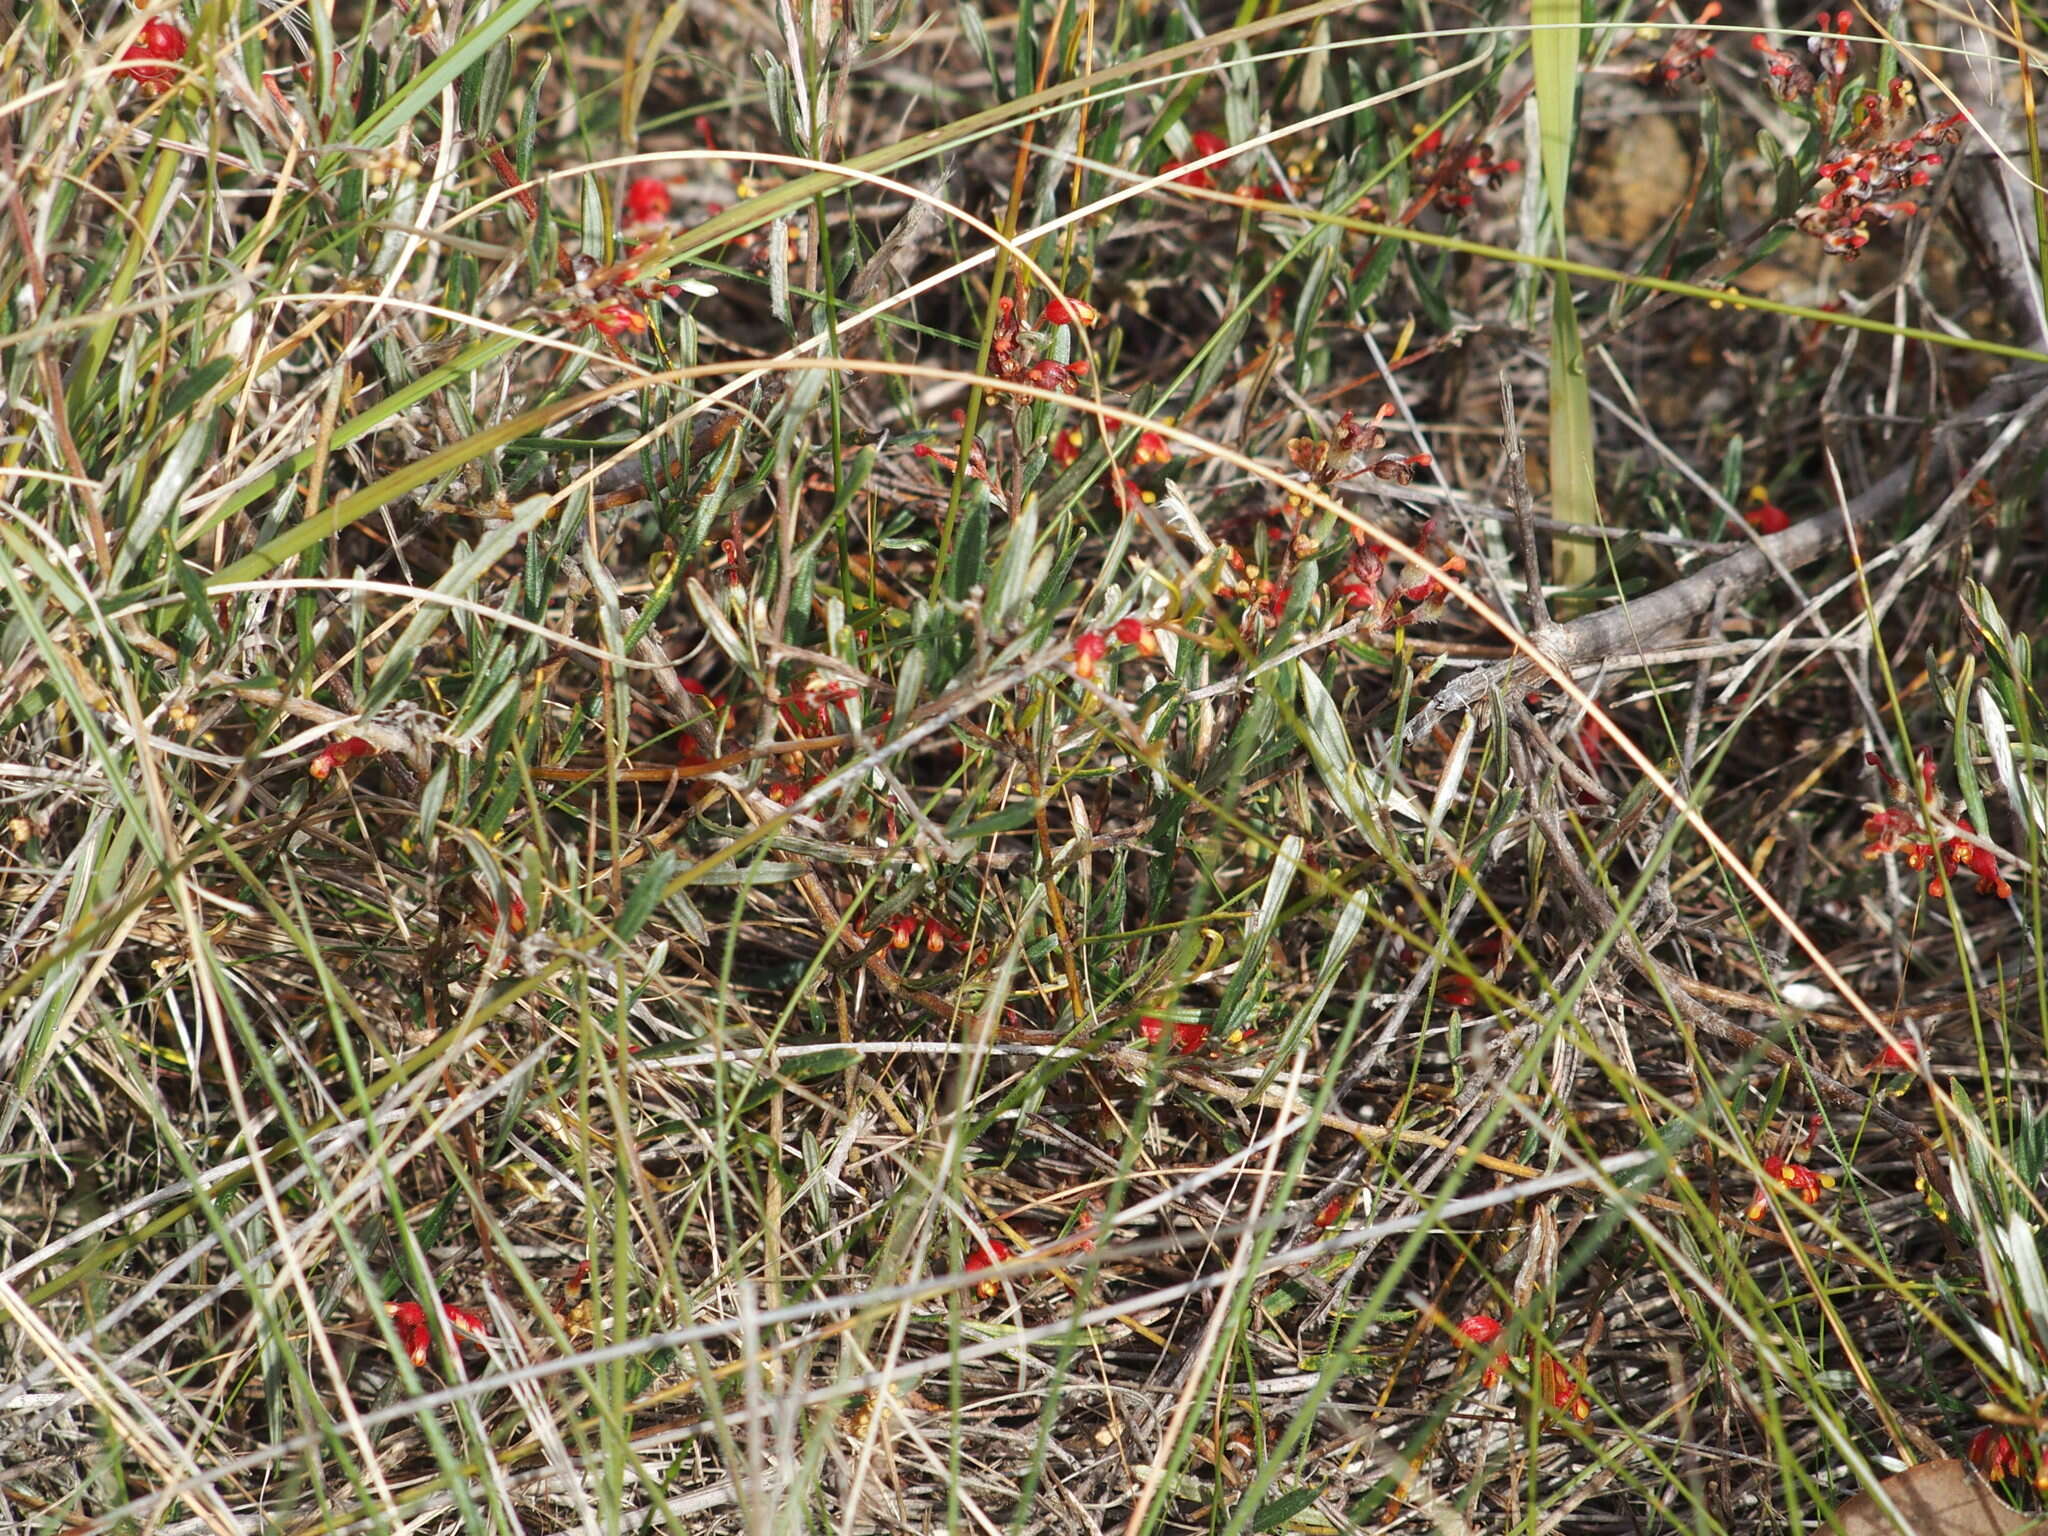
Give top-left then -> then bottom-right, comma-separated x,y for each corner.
1406,366 -> 2048,745
1506,733 -> 1945,1194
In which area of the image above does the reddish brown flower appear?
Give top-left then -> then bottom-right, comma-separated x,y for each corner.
1751,35 -> 1816,99
1648,0 -> 1722,89
1071,632 -> 1108,681
1021,358 -> 1087,394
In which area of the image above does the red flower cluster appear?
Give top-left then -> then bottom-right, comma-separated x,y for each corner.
1455,1315 -> 1590,1420
1414,133 -> 1522,214
309,736 -> 375,780
1862,748 -> 2012,900
1648,1 -> 1722,89
1969,1426 -> 2039,1486
988,296 -> 1088,395
116,16 -> 188,94
1286,404 -> 1432,490
881,910 -> 973,956
1069,617 -> 1159,681
386,1297 -> 489,1366
1753,14 -> 1966,260
1797,101 -> 1964,259
1331,518 -> 1466,631
558,247 -> 686,348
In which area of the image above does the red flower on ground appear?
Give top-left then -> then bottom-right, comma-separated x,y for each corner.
1744,499 -> 1791,534
1538,1355 -> 1591,1421
1162,130 -> 1231,188
1871,1037 -> 1920,1072
965,1238 -> 1013,1299
117,17 -> 188,93
1969,1425 -> 2030,1482
1456,1314 -> 1509,1388
1862,748 -> 2013,901
1745,1153 -> 1834,1222
1437,975 -> 1479,1011
309,736 -> 375,780
1139,1014 -> 1208,1054
622,177 -> 671,227
386,1298 -> 490,1366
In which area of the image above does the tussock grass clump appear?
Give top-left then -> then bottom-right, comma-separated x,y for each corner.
2,0 -> 2045,1531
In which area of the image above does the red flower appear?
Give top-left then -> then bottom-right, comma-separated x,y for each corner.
1049,427 -> 1086,467
1044,296 -> 1101,328
1538,1355 -> 1591,1421
1438,975 -> 1479,1011
1743,500 -> 1791,534
965,1238 -> 1013,1299
1107,469 -> 1152,514
1313,1191 -> 1353,1228
1871,1037 -> 1920,1072
1071,632 -> 1108,680
1162,130 -> 1231,188
1139,1014 -> 1208,1054
1456,1315 -> 1509,1388
589,301 -> 647,339
622,177 -> 671,227
1745,1153 -> 1834,1222
1751,35 -> 1816,99
1131,430 -> 1172,466
309,736 -> 375,780
1111,617 -> 1159,655
117,17 -> 188,94
1969,1425 -> 2029,1482
386,1298 -> 490,1366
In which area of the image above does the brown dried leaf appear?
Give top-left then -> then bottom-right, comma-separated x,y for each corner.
1833,1459 -> 2033,1535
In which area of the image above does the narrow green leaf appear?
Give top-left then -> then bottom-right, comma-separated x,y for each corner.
346,0 -> 545,155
